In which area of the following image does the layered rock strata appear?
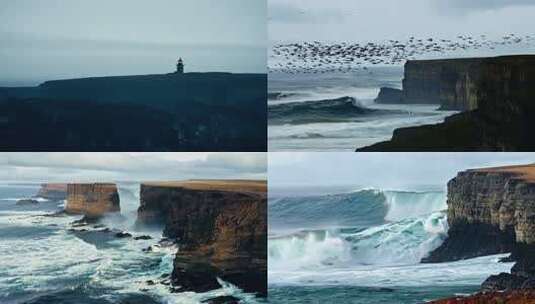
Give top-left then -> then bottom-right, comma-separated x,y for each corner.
65,183 -> 120,218
137,180 -> 267,297
424,164 -> 535,296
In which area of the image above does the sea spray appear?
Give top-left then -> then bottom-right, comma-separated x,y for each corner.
0,184 -> 261,304
269,212 -> 448,271
98,182 -> 141,231
383,190 -> 447,222
269,230 -> 352,270
269,188 -> 451,275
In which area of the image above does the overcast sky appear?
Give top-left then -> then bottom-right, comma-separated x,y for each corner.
0,0 -> 266,85
269,152 -> 535,190
269,0 -> 535,43
0,153 -> 266,183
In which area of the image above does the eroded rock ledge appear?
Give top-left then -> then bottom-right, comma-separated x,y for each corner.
136,180 -> 267,297
65,183 -> 120,218
424,164 -> 535,300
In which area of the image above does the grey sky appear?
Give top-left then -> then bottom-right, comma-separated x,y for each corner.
0,0 -> 266,85
0,153 -> 266,183
269,152 -> 535,189
269,0 -> 535,43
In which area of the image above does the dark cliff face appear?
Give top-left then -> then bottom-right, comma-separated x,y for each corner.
402,58 -> 482,111
424,165 -> 535,293
137,181 -> 267,297
66,183 -> 120,218
360,55 -> 535,151
374,87 -> 403,104
0,73 -> 267,152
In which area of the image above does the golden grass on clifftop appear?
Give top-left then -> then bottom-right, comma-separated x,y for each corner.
471,164 -> 535,183
142,180 -> 267,193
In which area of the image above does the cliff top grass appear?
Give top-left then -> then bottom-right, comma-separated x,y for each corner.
143,179 -> 267,193
471,164 -> 535,183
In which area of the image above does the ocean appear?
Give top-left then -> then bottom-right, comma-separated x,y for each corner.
0,183 -> 259,304
267,186 -> 513,303
268,67 -> 457,152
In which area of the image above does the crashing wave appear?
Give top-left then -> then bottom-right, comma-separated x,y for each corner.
269,189 -> 449,271
268,96 -> 397,125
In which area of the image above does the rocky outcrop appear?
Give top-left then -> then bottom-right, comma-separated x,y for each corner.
424,164 -> 535,299
375,87 -> 403,104
424,164 -> 535,263
36,183 -> 68,200
16,199 -> 39,206
360,55 -> 535,151
65,183 -> 120,218
137,180 -> 267,297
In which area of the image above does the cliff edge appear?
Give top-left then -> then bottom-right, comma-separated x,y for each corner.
136,180 -> 267,297
424,164 -> 535,297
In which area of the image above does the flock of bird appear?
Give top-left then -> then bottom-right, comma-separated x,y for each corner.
269,34 -> 535,74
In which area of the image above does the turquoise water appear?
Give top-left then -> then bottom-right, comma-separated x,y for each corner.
269,285 -> 479,304
268,188 -> 513,303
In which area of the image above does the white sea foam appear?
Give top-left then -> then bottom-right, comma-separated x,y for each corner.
269,253 -> 513,287
384,190 -> 447,222
268,188 -> 509,290
0,185 -> 260,304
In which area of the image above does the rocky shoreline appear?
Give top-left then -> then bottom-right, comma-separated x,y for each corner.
29,180 -> 267,302
425,164 -> 535,302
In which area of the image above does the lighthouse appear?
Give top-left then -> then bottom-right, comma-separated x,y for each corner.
176,58 -> 184,74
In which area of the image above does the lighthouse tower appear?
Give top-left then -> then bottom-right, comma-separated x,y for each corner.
176,58 -> 184,74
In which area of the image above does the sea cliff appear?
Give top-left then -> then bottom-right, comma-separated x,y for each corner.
136,180 -> 267,297
65,183 -> 120,218
361,55 -> 535,151
424,164 -> 535,301
375,57 -> 482,110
